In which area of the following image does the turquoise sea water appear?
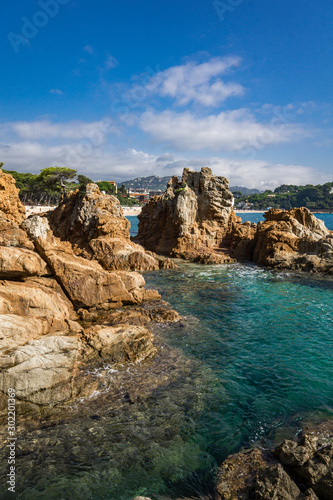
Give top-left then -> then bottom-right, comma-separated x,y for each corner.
128,212 -> 333,236
2,214 -> 332,499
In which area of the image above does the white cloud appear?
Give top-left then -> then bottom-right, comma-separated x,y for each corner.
0,136 -> 328,190
105,54 -> 118,70
140,109 -> 305,152
84,45 -> 94,54
49,89 -> 63,95
0,118 -> 328,190
1,119 -> 116,141
145,56 -> 244,106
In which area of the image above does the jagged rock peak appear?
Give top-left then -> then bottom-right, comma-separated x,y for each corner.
0,168 -> 26,224
135,167 -> 239,261
47,183 -> 175,271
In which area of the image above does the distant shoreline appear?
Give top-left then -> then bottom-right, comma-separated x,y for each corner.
24,205 -> 333,219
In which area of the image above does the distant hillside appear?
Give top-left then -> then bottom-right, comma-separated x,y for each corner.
230,186 -> 261,195
121,175 -> 261,195
121,176 -> 174,192
235,182 -> 333,211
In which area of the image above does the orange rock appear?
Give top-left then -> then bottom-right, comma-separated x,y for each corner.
135,167 -> 240,262
0,169 -> 26,224
47,183 -> 174,271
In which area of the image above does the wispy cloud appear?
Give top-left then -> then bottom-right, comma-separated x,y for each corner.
1,119 -> 116,141
104,54 -> 118,70
139,109 -> 306,152
145,56 -> 244,106
83,45 -> 94,54
49,89 -> 63,95
0,121 -> 328,189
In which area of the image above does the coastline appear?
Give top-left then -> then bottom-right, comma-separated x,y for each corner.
25,205 -> 55,217
122,206 -> 142,216
24,205 -> 143,217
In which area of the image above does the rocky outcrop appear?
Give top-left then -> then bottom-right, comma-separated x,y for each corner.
215,423 -> 333,499
47,183 -> 175,271
0,171 -> 180,411
82,324 -> 157,363
135,167 -> 240,262
23,216 -> 151,309
228,207 -> 333,274
252,208 -> 333,274
0,168 -> 26,224
0,246 -> 50,278
134,166 -> 332,274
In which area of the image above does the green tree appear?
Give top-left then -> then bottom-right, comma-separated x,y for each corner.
97,181 -> 115,194
37,167 -> 77,195
78,175 -> 93,191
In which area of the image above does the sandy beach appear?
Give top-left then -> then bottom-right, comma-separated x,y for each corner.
122,206 -> 142,216
235,210 -> 265,213
24,205 -> 56,217
24,206 -> 264,218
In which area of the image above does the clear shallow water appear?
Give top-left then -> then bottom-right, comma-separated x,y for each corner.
2,263 -> 332,500
1,214 -> 332,500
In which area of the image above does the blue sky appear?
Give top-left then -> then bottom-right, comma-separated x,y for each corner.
1,0 -> 332,189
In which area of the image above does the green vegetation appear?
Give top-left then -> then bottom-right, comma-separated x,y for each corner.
121,175 -> 172,192
3,166 -> 77,205
1,164 -> 138,206
235,182 -> 333,211
174,181 -> 186,193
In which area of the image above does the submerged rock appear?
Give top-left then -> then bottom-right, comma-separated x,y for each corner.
135,167 -> 240,262
215,423 -> 333,499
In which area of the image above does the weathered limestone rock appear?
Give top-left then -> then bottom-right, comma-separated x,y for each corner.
255,463 -> 301,499
252,208 -> 333,274
216,448 -> 277,499
23,216 -> 149,309
0,279 -> 77,324
0,246 -> 50,278
216,424 -> 333,500
0,216 -> 34,249
0,171 -> 48,278
0,336 -> 86,406
47,183 -> 175,271
0,168 -> 26,224
82,324 -> 157,363
135,167 -> 240,262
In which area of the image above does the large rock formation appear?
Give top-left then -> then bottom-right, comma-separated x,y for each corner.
0,171 -> 178,411
47,183 -> 175,271
216,422 -> 333,499
0,168 -> 26,224
135,167 -> 240,263
230,207 -> 333,274
135,167 -> 332,274
23,215 -> 152,309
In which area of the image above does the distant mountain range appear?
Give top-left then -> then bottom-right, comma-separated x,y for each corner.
120,176 -> 261,195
